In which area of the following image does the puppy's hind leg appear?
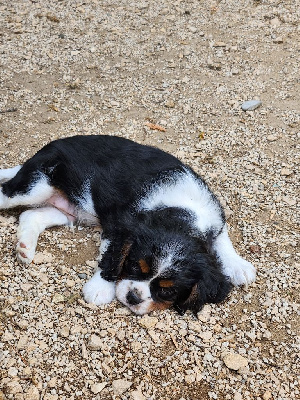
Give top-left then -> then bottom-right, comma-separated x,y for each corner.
0,171 -> 54,210
17,207 -> 69,263
0,165 -> 22,184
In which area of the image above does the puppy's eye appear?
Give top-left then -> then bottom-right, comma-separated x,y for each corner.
159,279 -> 174,288
139,259 -> 150,274
157,281 -> 177,300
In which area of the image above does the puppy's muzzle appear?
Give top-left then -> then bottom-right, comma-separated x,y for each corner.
126,290 -> 143,305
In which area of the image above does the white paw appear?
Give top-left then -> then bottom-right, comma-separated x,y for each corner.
222,256 -> 256,286
82,271 -> 116,305
16,229 -> 38,264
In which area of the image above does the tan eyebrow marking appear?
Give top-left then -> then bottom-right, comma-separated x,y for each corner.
139,259 -> 150,274
148,300 -> 172,312
159,280 -> 174,288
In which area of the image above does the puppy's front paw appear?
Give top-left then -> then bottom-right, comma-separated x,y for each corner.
16,241 -> 36,264
16,226 -> 38,264
222,256 -> 256,287
83,271 -> 116,305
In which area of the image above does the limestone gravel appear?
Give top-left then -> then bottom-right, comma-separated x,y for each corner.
0,1 -> 299,400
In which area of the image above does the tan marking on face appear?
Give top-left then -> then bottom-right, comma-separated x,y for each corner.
159,279 -> 174,288
148,300 -> 173,312
139,259 -> 150,274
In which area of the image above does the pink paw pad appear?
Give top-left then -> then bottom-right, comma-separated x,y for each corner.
20,242 -> 27,249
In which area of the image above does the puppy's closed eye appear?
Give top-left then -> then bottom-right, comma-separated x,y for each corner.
159,279 -> 174,288
156,280 -> 177,300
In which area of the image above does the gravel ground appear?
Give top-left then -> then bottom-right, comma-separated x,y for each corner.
0,1 -> 299,399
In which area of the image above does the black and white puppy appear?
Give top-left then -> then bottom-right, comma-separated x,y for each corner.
0,135 -> 255,314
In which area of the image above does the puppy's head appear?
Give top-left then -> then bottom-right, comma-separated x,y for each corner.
115,232 -> 232,315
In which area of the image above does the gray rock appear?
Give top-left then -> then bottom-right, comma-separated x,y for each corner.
241,100 -> 262,111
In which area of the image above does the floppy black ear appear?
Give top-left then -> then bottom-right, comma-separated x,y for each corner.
99,235 -> 133,282
174,262 -> 232,315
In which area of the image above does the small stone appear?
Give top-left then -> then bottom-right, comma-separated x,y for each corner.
46,14 -> 60,23
273,36 -> 283,44
44,394 -> 58,400
3,330 -> 14,341
139,316 -> 159,329
17,335 -> 28,349
131,342 -> 142,352
4,380 -> 23,395
241,100 -> 262,111
86,260 -> 98,268
21,283 -> 33,291
24,385 -> 39,400
263,390 -> 272,400
183,48 -> 192,56
39,273 -> 48,284
222,352 -> 248,371
112,379 -> 132,396
52,293 -> 65,303
77,273 -> 87,279
197,305 -> 212,322
231,68 -> 239,75
8,367 -> 18,377
281,168 -> 293,176
207,61 -> 221,70
165,99 -> 175,108
185,373 -> 196,384
188,26 -> 197,33
80,341 -> 88,359
22,367 -> 32,379
48,377 -> 57,388
66,279 -> 75,288
270,17 -> 281,27
263,330 -> 272,339
90,382 -> 107,394
59,326 -> 70,338
267,134 -> 278,141
111,100 -> 120,107
131,390 -> 146,400
34,252 -> 53,264
88,334 -> 102,350
213,41 -> 226,47
214,324 -> 222,333
234,393 -> 243,400
199,331 -> 213,342
282,196 -> 296,206
189,321 -> 202,333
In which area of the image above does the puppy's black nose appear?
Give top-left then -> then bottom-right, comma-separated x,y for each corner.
126,290 -> 142,305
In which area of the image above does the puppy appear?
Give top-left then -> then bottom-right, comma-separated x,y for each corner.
0,135 -> 255,314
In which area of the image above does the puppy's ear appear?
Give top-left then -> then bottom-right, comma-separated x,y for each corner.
99,236 -> 133,282
174,259 -> 232,315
